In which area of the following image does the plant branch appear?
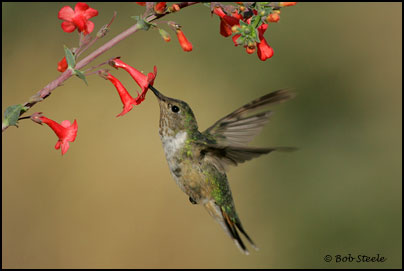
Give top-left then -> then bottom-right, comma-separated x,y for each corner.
2,2 -> 199,133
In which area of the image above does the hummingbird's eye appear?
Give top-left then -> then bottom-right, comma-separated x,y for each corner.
171,105 -> 180,113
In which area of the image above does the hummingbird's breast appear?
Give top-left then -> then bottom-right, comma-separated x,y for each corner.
159,129 -> 213,203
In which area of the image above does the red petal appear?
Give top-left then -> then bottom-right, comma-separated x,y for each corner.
117,104 -> 134,117
61,21 -> 76,33
72,15 -> 87,33
257,39 -> 274,61
55,141 -> 61,150
69,120 -> 78,142
154,2 -> 167,14
85,20 -> 95,34
58,6 -> 74,21
106,73 -> 137,117
60,141 -> 70,155
220,20 -> 233,37
258,23 -> 268,39
232,34 -> 241,46
83,7 -> 98,19
60,120 -> 72,128
213,7 -> 239,27
75,2 -> 89,13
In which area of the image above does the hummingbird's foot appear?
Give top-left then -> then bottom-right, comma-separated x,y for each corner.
189,197 -> 197,204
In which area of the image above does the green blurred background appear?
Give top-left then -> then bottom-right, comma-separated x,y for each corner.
2,2 -> 402,269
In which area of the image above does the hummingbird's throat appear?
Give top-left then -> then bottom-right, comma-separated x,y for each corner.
160,130 -> 188,160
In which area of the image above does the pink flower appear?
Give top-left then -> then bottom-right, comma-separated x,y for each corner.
58,2 -> 98,35
32,114 -> 78,155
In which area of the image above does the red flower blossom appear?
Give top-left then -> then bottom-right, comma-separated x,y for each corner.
213,7 -> 240,27
176,29 -> 193,52
33,115 -> 78,155
110,58 -> 157,96
257,24 -> 274,61
267,13 -> 280,23
58,2 -> 98,35
214,7 -> 242,37
105,73 -> 140,117
135,2 -> 146,6
280,2 -> 297,7
107,58 -> 157,116
220,19 -> 233,37
154,2 -> 167,14
57,56 -> 68,72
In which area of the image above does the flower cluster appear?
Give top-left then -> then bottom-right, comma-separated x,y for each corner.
213,2 -> 296,61
36,2 -> 296,155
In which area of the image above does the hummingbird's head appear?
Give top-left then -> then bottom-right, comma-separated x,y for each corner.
149,85 -> 198,136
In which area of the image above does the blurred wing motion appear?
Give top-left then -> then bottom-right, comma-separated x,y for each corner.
203,89 -> 295,146
201,89 -> 296,170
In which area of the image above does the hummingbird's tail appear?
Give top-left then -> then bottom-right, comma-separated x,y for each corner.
204,200 -> 258,255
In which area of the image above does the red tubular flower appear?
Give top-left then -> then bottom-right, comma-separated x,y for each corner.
257,24 -> 274,61
280,2 -> 297,7
213,7 -> 240,27
110,58 -> 157,95
154,2 -> 167,14
105,73 -> 139,117
35,115 -> 78,155
57,56 -> 68,72
214,7 -> 242,37
220,19 -> 233,37
175,29 -> 193,52
58,2 -> 98,35
135,2 -> 146,6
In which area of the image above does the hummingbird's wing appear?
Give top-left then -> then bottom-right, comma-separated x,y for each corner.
203,89 -> 294,147
201,145 -> 296,171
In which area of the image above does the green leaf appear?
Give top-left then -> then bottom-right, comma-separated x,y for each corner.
253,28 -> 261,43
236,35 -> 246,46
64,45 -> 76,68
239,20 -> 249,27
132,15 -> 151,31
74,69 -> 88,85
3,104 -> 23,127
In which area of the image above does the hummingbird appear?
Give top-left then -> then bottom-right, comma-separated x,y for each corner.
149,85 -> 295,255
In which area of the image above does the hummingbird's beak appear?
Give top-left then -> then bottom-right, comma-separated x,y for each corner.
149,85 -> 165,101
